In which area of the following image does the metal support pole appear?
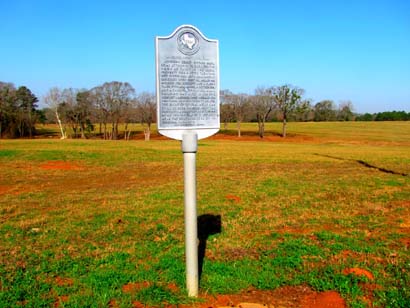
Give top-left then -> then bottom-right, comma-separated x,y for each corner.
181,131 -> 198,297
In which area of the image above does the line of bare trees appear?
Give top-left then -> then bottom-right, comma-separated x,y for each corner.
2,80 -> 358,140
221,85 -> 355,138
43,81 -> 156,140
44,82 -> 355,140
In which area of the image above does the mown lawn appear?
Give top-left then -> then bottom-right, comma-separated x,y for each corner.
1,122 -> 409,307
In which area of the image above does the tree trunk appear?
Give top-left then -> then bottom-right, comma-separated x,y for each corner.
237,120 -> 241,137
18,118 -> 23,137
114,122 -> 119,140
257,116 -> 265,138
0,112 -> 3,138
72,126 -> 77,138
80,123 -> 86,139
28,110 -> 32,138
126,130 -> 132,141
124,123 -> 128,140
144,123 -> 151,141
55,110 -> 66,139
282,117 -> 287,138
111,121 -> 116,140
124,124 -> 132,141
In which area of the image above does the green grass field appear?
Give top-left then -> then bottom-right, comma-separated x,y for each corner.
1,122 -> 410,307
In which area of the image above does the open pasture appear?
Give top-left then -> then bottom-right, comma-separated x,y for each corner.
1,122 -> 410,307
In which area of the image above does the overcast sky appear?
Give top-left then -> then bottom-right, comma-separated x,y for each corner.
1,0 -> 409,113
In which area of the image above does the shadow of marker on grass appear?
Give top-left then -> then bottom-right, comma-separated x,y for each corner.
314,153 -> 408,176
197,214 -> 222,283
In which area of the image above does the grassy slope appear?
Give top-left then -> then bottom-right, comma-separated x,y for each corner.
0,122 -> 409,307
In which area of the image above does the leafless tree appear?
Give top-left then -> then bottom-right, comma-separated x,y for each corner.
337,101 -> 355,121
122,99 -> 138,140
59,88 -> 79,138
224,92 -> 251,137
90,81 -> 135,140
75,90 -> 93,139
253,87 -> 274,138
106,81 -> 135,140
44,87 -> 67,139
90,86 -> 110,139
220,103 -> 234,130
219,90 -> 235,130
136,92 -> 156,141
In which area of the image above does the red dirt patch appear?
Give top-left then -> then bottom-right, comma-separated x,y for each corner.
132,301 -> 146,308
343,268 -> 374,280
54,295 -> 69,308
122,281 -> 151,293
166,282 -> 179,293
399,238 -> 410,248
55,276 -> 74,287
301,291 -> 346,308
0,185 -> 11,195
390,200 -> 410,207
226,194 -> 241,203
40,161 -> 83,170
178,286 -> 346,308
359,282 -> 383,304
0,186 -> 36,196
0,185 -> 26,196
112,286 -> 349,307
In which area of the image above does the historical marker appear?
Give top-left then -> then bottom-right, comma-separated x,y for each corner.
156,25 -> 220,140
155,25 -> 220,297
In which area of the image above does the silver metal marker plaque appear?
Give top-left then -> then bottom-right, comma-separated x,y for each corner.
156,25 -> 220,140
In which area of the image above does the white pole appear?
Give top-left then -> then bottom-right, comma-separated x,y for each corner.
182,131 -> 198,297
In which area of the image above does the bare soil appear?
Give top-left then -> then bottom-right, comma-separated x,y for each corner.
40,161 -> 83,170
180,286 -> 346,308
117,284 -> 347,308
0,185 -> 11,195
53,295 -> 69,308
342,268 -> 374,280
225,194 -> 241,203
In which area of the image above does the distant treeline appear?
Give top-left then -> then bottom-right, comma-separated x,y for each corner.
0,81 -> 408,139
1,81 -> 156,140
356,111 -> 410,121
0,82 -> 39,138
